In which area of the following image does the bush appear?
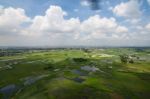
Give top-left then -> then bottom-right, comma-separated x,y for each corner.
73,58 -> 88,62
129,59 -> 134,63
120,54 -> 135,64
44,63 -> 54,70
119,54 -> 128,64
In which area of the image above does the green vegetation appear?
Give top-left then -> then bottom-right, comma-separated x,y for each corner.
0,48 -> 150,99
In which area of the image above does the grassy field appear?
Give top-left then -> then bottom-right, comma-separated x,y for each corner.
0,48 -> 150,99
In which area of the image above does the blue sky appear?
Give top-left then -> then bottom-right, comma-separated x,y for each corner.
0,0 -> 150,46
1,0 -> 150,19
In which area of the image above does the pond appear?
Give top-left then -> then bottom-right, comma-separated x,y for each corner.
23,74 -> 49,86
0,84 -> 18,99
81,66 -> 99,72
71,69 -> 87,76
72,77 -> 85,83
0,74 -> 49,99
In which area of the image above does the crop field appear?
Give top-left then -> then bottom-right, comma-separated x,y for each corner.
0,48 -> 150,99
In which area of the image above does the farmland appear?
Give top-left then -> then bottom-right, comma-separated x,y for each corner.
0,47 -> 150,99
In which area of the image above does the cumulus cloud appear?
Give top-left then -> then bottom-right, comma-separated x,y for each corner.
25,6 -> 128,41
112,0 -> 141,18
28,6 -> 80,36
0,5 -> 149,46
0,7 -> 30,35
78,15 -> 128,40
116,26 -> 128,33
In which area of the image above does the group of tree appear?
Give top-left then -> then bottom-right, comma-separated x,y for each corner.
119,54 -> 134,64
73,58 -> 88,62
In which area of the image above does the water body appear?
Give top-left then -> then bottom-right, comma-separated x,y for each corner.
72,77 -> 85,83
0,84 -> 18,99
0,74 -> 49,99
71,69 -> 87,76
23,74 -> 49,86
81,66 -> 99,72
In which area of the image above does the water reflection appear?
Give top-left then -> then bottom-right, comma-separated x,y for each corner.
0,84 -> 18,99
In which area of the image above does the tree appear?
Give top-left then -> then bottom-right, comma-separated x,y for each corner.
129,59 -> 134,64
119,54 -> 128,64
73,58 -> 87,62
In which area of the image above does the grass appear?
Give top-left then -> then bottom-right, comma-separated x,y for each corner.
0,48 -> 150,99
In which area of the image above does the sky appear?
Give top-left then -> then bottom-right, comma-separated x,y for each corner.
0,0 -> 150,47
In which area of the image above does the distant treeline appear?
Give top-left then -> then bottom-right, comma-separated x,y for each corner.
0,50 -> 24,57
0,47 -> 149,57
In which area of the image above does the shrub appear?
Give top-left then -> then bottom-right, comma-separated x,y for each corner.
119,54 -> 128,64
129,59 -> 134,63
44,63 -> 54,70
73,58 -> 88,62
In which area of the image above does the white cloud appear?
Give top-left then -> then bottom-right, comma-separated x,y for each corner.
0,5 -> 3,14
80,0 -> 90,7
0,7 -> 30,26
112,0 -> 141,18
27,6 -> 80,37
80,15 -> 117,34
79,15 -> 128,40
0,5 -> 149,46
143,23 -> 150,33
145,23 -> 150,31
148,0 -> 150,5
116,26 -> 128,33
0,7 -> 30,35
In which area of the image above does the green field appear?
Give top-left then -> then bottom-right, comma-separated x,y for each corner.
0,48 -> 150,99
